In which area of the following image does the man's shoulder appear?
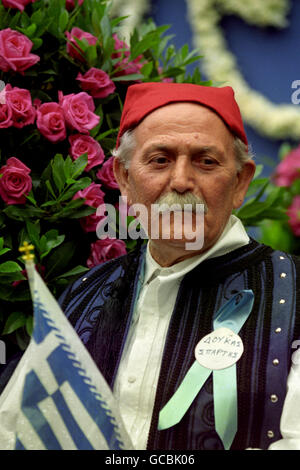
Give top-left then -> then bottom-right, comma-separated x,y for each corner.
248,240 -> 300,286
266,243 -> 300,265
70,254 -> 126,289
59,246 -> 144,310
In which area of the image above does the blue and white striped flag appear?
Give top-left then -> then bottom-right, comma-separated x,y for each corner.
0,259 -> 133,450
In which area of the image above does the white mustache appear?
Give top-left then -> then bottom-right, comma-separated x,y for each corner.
154,192 -> 208,213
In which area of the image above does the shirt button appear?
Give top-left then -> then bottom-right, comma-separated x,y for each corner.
128,376 -> 136,383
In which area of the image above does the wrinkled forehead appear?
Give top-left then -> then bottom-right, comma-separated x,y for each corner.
132,102 -> 236,158
133,101 -> 233,135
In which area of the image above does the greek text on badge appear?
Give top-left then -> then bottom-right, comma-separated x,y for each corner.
194,327 -> 244,370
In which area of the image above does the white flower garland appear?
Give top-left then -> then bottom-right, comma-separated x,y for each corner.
111,0 -> 300,141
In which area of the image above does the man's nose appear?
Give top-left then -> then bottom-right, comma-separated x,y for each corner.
169,157 -> 195,193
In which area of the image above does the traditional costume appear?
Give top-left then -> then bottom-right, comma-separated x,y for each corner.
60,216 -> 300,450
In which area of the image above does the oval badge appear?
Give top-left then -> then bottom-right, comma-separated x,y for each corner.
194,327 -> 244,370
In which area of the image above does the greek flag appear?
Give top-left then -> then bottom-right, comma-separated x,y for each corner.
0,260 -> 133,450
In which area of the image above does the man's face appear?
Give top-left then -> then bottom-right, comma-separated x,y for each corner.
114,102 -> 255,265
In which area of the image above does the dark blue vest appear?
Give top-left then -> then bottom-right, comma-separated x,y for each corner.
60,240 -> 300,450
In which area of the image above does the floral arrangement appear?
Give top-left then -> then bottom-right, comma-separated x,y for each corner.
0,0 -> 209,354
258,144 -> 300,254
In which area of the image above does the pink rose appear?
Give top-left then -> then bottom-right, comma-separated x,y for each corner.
73,182 -> 105,232
112,33 -> 144,79
273,147 -> 300,187
87,238 -> 127,267
36,102 -> 66,143
58,90 -> 100,133
76,68 -> 116,99
96,157 -> 119,189
69,134 -> 105,171
0,102 -> 13,129
66,0 -> 84,10
5,85 -> 35,128
1,0 -> 37,11
0,157 -> 32,205
65,27 -> 97,62
112,34 -> 131,61
0,28 -> 40,73
287,196 -> 300,237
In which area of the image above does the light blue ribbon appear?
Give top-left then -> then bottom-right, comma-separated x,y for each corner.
158,290 -> 254,450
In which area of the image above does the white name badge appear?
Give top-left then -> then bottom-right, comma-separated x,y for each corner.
194,327 -> 244,370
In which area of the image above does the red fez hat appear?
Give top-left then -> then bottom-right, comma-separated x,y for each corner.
116,82 -> 247,149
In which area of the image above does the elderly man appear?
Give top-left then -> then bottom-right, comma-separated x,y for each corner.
60,82 -> 300,450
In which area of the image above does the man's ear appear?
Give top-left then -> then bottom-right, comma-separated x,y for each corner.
113,157 -> 131,202
233,160 -> 256,209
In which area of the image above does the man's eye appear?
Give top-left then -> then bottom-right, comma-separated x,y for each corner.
195,156 -> 217,166
151,156 -> 169,164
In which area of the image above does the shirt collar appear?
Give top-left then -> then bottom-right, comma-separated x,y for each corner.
143,215 -> 249,285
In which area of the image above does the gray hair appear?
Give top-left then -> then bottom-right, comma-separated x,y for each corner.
112,129 -> 254,172
112,130 -> 136,169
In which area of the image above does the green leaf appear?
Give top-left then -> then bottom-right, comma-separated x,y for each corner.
66,205 -> 96,219
0,270 -> 26,282
0,248 -> 10,256
45,241 -> 77,279
40,230 -> 65,259
86,44 -> 98,66
71,154 -> 88,179
45,180 -> 57,199
63,155 -> 73,181
130,32 -> 160,60
253,164 -> 264,179
2,312 -> 27,335
112,73 -> 144,82
100,13 -> 111,42
52,198 -> 96,220
58,177 -> 91,202
58,9 -> 69,33
3,205 -> 45,221
246,178 -> 269,198
26,220 -> 40,251
0,261 -> 22,273
260,220 -> 294,252
52,154 -> 66,192
26,315 -> 34,336
141,61 -> 153,77
0,285 -> 15,301
55,265 -> 89,279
